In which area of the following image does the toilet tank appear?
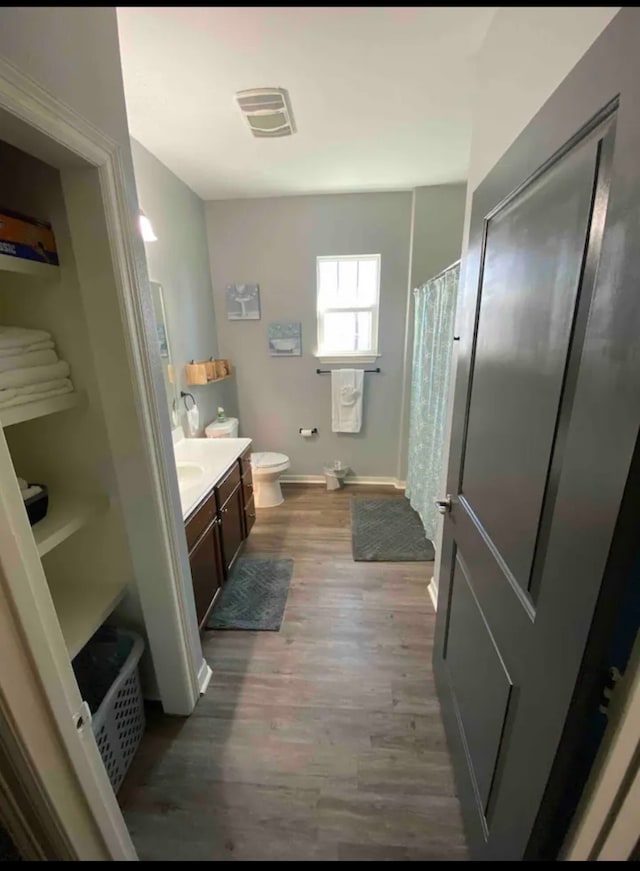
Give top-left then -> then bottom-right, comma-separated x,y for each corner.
205,417 -> 239,438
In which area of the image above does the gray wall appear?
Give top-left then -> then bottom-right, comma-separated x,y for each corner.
396,183 -> 466,481
131,139 -> 237,432
206,192 -> 412,478
410,184 -> 466,289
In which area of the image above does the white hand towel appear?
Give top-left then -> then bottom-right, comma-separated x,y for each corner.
187,400 -> 200,436
21,485 -> 43,501
331,369 -> 364,433
0,383 -> 73,409
0,360 -> 69,390
0,326 -> 51,352
0,340 -> 54,358
0,349 -> 58,373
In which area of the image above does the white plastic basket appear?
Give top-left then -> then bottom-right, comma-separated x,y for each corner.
91,630 -> 145,794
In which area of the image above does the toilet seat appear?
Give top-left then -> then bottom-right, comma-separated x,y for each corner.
251,452 -> 290,474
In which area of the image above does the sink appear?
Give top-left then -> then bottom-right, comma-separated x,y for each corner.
175,461 -> 205,489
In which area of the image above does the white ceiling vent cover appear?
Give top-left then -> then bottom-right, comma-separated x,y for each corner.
235,87 -> 296,138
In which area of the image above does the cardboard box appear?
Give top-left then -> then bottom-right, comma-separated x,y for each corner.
0,207 -> 59,266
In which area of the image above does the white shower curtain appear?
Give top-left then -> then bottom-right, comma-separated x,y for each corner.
406,262 -> 460,542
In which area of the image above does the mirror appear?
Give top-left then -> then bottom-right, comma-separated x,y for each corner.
149,280 -> 177,421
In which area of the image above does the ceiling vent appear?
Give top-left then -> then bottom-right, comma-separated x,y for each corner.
235,87 -> 296,138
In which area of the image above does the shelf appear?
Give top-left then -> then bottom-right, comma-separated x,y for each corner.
0,390 -> 82,428
193,374 -> 233,386
0,252 -> 59,280
48,577 -> 129,659
32,492 -> 105,557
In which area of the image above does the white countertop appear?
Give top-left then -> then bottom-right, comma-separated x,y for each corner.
173,434 -> 252,519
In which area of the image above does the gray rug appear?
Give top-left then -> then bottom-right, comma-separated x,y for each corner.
351,498 -> 435,561
207,557 -> 294,631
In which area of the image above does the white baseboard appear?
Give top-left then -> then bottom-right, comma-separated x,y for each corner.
281,474 -> 406,490
197,658 -> 213,695
428,579 -> 438,611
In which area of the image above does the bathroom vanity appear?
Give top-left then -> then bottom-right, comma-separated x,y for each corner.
174,435 -> 254,627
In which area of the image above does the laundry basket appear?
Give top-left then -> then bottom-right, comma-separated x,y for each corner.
73,628 -> 146,794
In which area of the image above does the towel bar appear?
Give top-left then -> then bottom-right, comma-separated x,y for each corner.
316,367 -> 380,374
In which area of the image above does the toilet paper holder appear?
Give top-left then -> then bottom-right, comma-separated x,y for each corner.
299,427 -> 318,436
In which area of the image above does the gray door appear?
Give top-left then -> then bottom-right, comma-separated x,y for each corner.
434,9 -> 640,860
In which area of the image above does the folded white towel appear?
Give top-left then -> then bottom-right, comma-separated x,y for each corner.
17,477 -> 28,491
0,383 -> 73,409
331,369 -> 364,433
0,349 -> 57,373
0,360 -> 69,391
0,379 -> 73,403
0,326 -> 51,352
0,340 -> 54,358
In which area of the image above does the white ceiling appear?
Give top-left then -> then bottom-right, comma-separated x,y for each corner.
116,7 -> 497,201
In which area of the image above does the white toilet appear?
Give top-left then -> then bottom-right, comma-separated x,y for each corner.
251,451 -> 291,508
204,417 -> 239,438
205,418 -> 290,508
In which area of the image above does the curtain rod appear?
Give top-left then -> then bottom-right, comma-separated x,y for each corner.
413,258 -> 461,293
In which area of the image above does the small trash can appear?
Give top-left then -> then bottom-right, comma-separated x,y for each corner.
323,461 -> 349,491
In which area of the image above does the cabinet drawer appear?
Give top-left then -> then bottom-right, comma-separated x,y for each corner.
244,493 -> 256,537
216,462 -> 241,509
185,488 -> 217,552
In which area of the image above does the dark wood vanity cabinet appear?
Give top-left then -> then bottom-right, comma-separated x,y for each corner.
189,517 -> 223,627
185,446 -> 255,628
241,451 -> 256,537
217,468 -> 244,573
185,490 -> 223,628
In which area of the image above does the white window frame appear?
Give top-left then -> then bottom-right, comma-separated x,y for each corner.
315,253 -> 381,363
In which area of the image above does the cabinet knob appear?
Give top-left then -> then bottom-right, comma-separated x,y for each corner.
222,507 -> 228,514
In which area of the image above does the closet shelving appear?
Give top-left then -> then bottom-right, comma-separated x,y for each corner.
0,389 -> 82,427
33,492 -> 106,557
49,577 -> 128,659
0,138 -> 136,676
0,251 -> 59,280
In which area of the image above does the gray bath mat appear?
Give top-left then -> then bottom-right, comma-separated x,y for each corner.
207,557 -> 294,631
351,498 -> 435,561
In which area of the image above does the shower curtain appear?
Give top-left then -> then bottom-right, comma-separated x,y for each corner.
406,262 -> 460,542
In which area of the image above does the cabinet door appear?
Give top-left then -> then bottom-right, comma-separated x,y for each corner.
220,485 -> 244,574
244,493 -> 256,538
189,520 -> 223,627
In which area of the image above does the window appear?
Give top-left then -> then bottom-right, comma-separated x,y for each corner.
316,254 -> 381,361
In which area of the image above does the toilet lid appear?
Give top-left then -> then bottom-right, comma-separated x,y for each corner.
251,451 -> 289,469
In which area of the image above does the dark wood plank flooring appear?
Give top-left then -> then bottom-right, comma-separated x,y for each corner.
119,484 -> 467,861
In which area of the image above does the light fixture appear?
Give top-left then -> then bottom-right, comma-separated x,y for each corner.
138,209 -> 157,242
235,87 -> 296,138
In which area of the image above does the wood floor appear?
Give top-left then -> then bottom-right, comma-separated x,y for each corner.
119,484 -> 467,861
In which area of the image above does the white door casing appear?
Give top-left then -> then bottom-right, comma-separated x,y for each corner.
0,51 -> 208,857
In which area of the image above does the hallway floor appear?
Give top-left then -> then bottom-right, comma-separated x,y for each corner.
119,484 -> 467,861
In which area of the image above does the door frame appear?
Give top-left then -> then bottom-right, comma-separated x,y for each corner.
434,7 -> 640,859
0,51 -> 207,857
564,629 -> 640,860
